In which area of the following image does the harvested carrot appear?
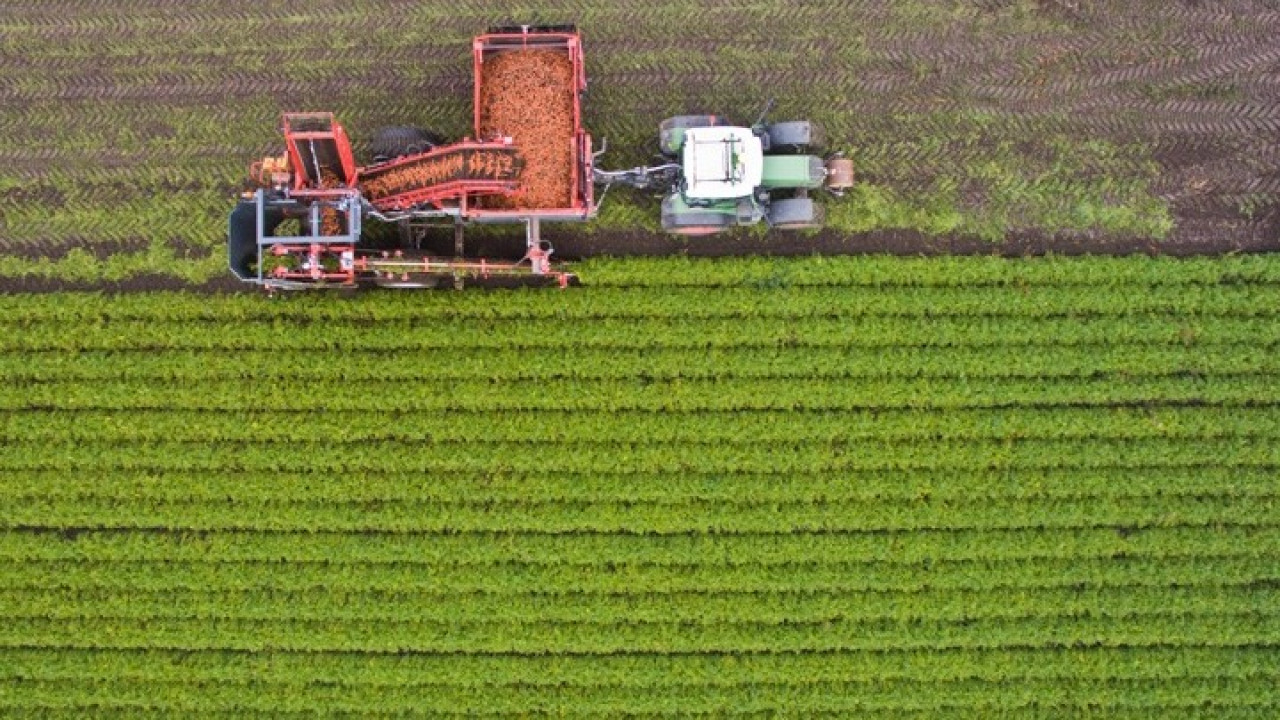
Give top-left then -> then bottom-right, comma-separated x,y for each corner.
478,50 -> 574,209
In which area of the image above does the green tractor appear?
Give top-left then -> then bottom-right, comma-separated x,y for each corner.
594,102 -> 854,235
654,106 -> 853,235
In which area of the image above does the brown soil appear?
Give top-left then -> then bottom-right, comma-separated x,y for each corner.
477,49 -> 575,209
3,1 -> 1280,295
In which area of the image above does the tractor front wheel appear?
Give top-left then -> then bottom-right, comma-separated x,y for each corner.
659,115 -> 722,157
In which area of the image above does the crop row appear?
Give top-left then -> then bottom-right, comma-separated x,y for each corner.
6,675 -> 1279,717
3,488 -> 1272,534
3,314 -> 1275,352
4,582 -> 1272,626
2,558 -> 1269,630
0,676 -> 1275,715
578,255 -> 1280,288
2,550 -> 1259,597
5,406 -> 1278,446
6,705 -> 1269,720
1,611 -> 1273,654
6,465 -> 1275,505
4,524 -> 1272,566
5,553 -> 1273,596
2,256 -> 1278,308
3,282 -> 1280,325
0,342 -> 1273,387
6,374 -> 1278,412
2,435 -> 1276,474
5,645 -> 1275,688
1,341 -> 1274,383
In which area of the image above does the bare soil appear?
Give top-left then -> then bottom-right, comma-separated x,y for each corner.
2,0 -> 1279,293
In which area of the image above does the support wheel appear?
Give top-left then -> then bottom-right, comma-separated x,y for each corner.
370,127 -> 444,163
374,276 -> 442,290
659,115 -> 722,157
768,197 -> 825,231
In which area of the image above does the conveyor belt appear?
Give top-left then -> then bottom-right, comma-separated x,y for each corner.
358,142 -> 524,211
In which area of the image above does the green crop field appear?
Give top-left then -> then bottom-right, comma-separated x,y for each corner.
3,0 -> 1280,716
1,254 -> 1278,715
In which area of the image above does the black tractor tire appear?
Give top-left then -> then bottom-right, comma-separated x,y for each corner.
659,115 -> 723,157
369,127 -> 443,163
765,121 -> 826,154
661,194 -> 734,236
487,23 -> 576,34
768,197 -> 825,230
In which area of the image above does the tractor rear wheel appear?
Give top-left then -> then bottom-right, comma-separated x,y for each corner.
370,127 -> 443,163
661,203 -> 733,236
662,210 -> 734,235
659,115 -> 722,157
768,197 -> 825,230
765,121 -> 826,154
661,192 -> 734,235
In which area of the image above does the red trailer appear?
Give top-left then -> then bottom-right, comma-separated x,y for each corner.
468,27 -> 594,222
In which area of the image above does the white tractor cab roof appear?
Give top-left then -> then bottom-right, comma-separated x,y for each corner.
682,126 -> 763,201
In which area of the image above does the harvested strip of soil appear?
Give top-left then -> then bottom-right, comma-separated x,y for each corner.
478,49 -> 574,209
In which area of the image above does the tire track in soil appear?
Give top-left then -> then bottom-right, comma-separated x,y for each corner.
928,2 -> 1280,251
2,0 -> 1279,286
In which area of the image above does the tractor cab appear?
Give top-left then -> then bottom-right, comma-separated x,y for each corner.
681,126 -> 763,201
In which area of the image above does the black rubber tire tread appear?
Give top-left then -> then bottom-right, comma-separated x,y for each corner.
766,121 -> 827,154
768,197 -> 826,230
369,127 -> 442,163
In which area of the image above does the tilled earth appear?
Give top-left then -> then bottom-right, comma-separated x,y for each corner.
1,0 -> 1279,291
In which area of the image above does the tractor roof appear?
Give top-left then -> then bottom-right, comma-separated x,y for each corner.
682,126 -> 763,201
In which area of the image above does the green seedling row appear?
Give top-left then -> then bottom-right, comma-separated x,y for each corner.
2,253 -> 1277,712
2,525 -> 1274,567
1,677 -> 1275,715
4,645 -> 1276,687
7,554 -> 1275,598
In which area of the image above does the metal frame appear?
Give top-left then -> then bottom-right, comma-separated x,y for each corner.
469,28 -> 596,221
231,190 -> 363,288
229,29 -> 604,291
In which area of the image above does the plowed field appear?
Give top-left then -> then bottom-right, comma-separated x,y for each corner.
1,1 -> 1279,288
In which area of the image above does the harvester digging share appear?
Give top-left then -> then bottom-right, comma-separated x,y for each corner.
227,25 -> 854,291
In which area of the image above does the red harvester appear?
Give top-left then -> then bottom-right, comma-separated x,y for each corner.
228,25 -> 592,290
